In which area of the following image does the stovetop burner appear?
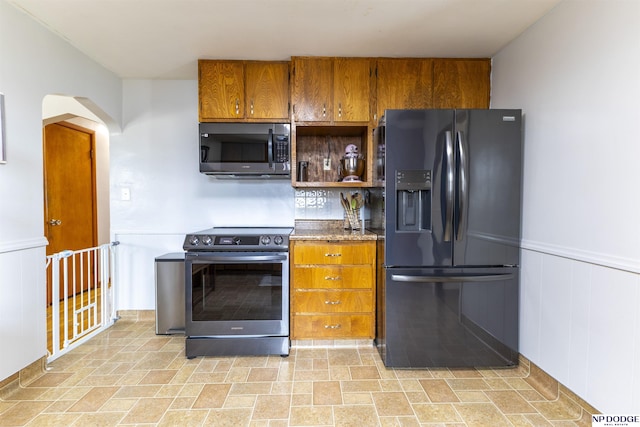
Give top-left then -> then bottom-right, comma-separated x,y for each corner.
183,226 -> 293,252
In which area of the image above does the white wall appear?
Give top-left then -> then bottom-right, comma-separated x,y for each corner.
492,0 -> 640,412
0,0 -> 122,381
109,80 -> 295,309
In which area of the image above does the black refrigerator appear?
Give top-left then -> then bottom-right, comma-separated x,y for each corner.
372,109 -> 523,368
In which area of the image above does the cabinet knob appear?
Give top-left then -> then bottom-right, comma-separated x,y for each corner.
324,276 -> 341,281
338,103 -> 342,118
322,103 -> 326,117
48,219 -> 62,226
324,300 -> 341,305
235,99 -> 240,115
250,100 -> 254,115
324,253 -> 341,257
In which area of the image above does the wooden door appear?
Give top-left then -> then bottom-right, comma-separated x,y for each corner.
198,60 -> 245,120
375,58 -> 434,122
245,61 -> 290,120
333,58 -> 372,122
292,57 -> 333,122
44,122 -> 97,304
433,59 -> 491,109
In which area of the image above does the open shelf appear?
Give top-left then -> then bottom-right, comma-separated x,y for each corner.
291,124 -> 373,187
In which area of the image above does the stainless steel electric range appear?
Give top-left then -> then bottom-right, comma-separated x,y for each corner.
183,227 -> 293,358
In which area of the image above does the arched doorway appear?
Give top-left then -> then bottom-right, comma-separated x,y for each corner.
42,95 -> 116,359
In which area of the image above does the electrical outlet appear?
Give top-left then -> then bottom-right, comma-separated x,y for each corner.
323,158 -> 331,171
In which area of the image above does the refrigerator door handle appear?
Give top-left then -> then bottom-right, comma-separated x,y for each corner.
456,131 -> 468,241
391,273 -> 515,283
444,131 -> 455,242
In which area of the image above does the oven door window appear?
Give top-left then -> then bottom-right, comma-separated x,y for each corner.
190,262 -> 283,321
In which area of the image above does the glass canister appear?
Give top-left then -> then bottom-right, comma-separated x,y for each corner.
343,208 -> 361,230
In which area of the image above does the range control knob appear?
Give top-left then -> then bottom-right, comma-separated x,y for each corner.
201,235 -> 213,246
260,235 -> 271,245
274,235 -> 284,245
188,235 -> 199,246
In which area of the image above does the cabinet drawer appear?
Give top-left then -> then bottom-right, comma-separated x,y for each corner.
292,241 -> 375,265
293,290 -> 373,313
292,314 -> 373,339
292,266 -> 372,289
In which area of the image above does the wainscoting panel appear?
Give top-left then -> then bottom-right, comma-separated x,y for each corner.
520,247 -> 640,413
0,241 -> 47,382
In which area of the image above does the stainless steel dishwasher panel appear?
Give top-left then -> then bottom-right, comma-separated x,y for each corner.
155,252 -> 185,334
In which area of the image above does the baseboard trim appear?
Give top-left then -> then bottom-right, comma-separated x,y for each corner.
0,356 -> 47,401
116,309 -> 155,322
521,355 -> 599,424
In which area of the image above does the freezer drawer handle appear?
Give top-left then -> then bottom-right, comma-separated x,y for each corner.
391,273 -> 515,283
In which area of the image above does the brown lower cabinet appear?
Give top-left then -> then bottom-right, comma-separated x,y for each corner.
290,240 -> 376,339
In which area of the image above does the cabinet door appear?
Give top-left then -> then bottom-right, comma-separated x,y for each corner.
333,58 -> 372,122
433,59 -> 491,109
292,57 -> 333,122
245,61 -> 290,120
198,60 -> 245,120
375,58 -> 433,122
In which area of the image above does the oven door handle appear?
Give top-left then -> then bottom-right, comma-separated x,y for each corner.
190,254 -> 288,263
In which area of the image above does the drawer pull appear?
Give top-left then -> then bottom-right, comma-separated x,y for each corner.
324,300 -> 341,305
324,253 -> 342,257
324,324 -> 342,329
324,276 -> 341,281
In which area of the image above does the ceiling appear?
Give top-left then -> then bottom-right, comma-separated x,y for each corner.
8,0 -> 561,80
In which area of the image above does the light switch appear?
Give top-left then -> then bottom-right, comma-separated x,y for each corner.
121,187 -> 131,201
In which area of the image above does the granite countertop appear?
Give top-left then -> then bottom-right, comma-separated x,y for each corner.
291,220 -> 378,241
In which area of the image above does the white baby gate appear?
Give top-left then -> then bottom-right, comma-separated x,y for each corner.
45,242 -> 119,361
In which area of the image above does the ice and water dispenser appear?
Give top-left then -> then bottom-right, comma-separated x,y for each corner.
395,170 -> 431,232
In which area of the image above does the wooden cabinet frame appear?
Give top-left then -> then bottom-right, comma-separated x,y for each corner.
199,59 -> 290,122
197,56 -> 491,187
290,240 -> 376,340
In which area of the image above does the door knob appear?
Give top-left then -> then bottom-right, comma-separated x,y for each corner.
48,219 -> 62,226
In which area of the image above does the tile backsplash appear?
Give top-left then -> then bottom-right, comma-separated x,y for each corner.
295,189 -> 369,221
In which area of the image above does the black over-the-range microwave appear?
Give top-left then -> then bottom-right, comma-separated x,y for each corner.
199,122 -> 290,178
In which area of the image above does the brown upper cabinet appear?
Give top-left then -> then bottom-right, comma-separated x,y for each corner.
196,56 -> 491,188
292,57 -> 373,123
433,59 -> 491,109
375,58 -> 434,124
199,60 -> 290,122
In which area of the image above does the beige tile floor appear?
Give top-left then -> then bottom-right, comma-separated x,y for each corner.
0,317 -> 594,426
